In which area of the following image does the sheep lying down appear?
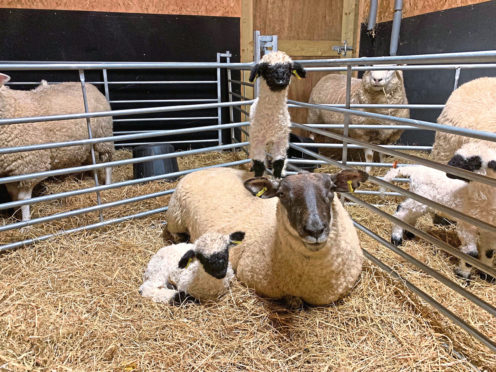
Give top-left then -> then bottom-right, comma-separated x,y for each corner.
139,231 -> 245,303
165,167 -> 368,306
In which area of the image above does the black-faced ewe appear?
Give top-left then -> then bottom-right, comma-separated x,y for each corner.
307,68 -> 409,172
0,73 -> 114,221
139,231 -> 244,303
165,167 -> 368,306
248,51 -> 306,178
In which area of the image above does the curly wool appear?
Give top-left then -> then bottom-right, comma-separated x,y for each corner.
165,167 -> 363,306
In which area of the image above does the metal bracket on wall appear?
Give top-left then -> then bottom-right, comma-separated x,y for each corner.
333,40 -> 353,56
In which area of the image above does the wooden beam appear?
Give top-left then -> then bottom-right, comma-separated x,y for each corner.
240,0 -> 254,63
278,40 -> 341,57
341,0 -> 360,57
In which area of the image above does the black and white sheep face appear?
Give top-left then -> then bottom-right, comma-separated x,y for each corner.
249,62 -> 306,91
446,143 -> 496,182
178,231 -> 245,279
362,69 -> 398,91
244,170 -> 368,252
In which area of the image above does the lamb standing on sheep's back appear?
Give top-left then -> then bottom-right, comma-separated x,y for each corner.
306,69 -> 409,172
0,73 -> 114,221
165,167 -> 367,306
248,50 -> 306,178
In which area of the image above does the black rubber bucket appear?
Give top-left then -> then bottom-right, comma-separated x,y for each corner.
132,144 -> 179,181
288,133 -> 319,172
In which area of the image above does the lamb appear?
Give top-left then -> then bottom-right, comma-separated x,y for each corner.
431,77 -> 496,163
165,166 -> 368,306
248,51 -> 306,178
445,141 -> 496,279
139,231 -> 245,303
382,147 -> 496,279
0,73 -> 114,221
306,68 -> 409,172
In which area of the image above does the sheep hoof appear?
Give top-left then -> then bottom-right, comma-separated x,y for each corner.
391,236 -> 403,246
253,160 -> 265,177
283,295 -> 304,309
478,271 -> 496,283
433,214 -> 455,226
454,267 -> 472,282
404,231 -> 415,240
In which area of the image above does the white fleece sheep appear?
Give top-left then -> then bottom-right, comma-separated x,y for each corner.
248,51 -> 306,178
383,153 -> 496,279
165,167 -> 368,306
431,77 -> 496,163
139,231 -> 244,303
0,73 -> 114,221
307,68 -> 409,172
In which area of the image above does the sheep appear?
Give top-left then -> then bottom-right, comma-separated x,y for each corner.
248,51 -> 306,178
383,146 -> 496,280
165,167 -> 368,306
431,77 -> 496,163
139,231 -> 245,303
306,68 -> 409,173
446,141 -> 496,279
0,73 -> 114,221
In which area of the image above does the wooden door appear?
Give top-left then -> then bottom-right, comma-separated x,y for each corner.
241,0 -> 360,124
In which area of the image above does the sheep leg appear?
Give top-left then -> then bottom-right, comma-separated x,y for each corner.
391,199 -> 426,246
270,137 -> 289,178
139,281 -> 178,303
250,137 -> 267,177
165,195 -> 190,243
478,232 -> 496,282
5,183 -> 33,222
364,148 -> 374,173
455,222 -> 479,280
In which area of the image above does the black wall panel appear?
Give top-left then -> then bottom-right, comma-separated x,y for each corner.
359,1 -> 496,145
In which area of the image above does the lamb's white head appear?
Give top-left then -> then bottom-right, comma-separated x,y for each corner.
244,170 -> 368,253
177,231 -> 245,279
362,67 -> 403,92
447,142 -> 496,182
249,51 -> 306,91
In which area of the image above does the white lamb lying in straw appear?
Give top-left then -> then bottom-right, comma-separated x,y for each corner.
139,231 -> 245,303
382,147 -> 496,280
306,67 -> 409,173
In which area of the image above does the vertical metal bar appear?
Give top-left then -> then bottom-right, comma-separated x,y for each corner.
453,66 -> 461,90
102,69 -> 110,101
254,30 -> 261,98
342,65 -> 352,166
79,70 -> 104,222
216,53 -> 223,146
272,35 -> 278,52
225,51 -> 235,143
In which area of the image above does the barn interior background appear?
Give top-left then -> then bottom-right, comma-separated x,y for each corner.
1,0 -> 496,370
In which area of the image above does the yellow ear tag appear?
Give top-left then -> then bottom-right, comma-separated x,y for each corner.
231,240 -> 243,245
347,180 -> 354,193
292,70 -> 302,79
256,186 -> 267,197
185,257 -> 194,269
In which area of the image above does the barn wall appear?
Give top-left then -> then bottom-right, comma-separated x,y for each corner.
0,0 -> 241,17
359,0 -> 490,24
359,0 -> 496,146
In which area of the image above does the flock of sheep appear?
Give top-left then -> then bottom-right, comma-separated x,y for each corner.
0,49 -> 495,306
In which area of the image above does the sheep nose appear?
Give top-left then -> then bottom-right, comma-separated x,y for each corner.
373,78 -> 383,84
304,219 -> 325,238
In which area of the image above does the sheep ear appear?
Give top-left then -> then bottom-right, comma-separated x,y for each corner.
395,69 -> 404,84
178,250 -> 196,269
291,62 -> 306,79
229,231 -> 245,246
489,160 -> 496,171
249,64 -> 260,82
244,177 -> 280,198
0,73 -> 11,86
330,169 -> 368,193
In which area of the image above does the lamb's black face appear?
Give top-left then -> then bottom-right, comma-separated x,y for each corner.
196,250 -> 230,279
447,154 -> 482,182
259,63 -> 293,91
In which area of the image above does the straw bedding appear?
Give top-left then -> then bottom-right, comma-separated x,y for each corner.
0,149 -> 494,371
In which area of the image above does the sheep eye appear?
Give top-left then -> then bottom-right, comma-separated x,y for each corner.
277,191 -> 284,198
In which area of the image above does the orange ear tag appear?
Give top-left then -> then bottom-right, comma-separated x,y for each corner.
393,160 -> 398,169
